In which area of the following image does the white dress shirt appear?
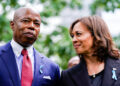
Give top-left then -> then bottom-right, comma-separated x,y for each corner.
10,39 -> 34,79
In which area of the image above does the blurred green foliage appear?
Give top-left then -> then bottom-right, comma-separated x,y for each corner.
0,0 -> 82,41
113,35 -> 120,49
34,26 -> 76,69
0,0 -> 81,69
0,0 -> 120,69
90,0 -> 120,14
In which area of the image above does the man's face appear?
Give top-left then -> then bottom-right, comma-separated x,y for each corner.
10,8 -> 41,47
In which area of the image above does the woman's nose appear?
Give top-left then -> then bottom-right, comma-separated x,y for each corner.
72,36 -> 78,42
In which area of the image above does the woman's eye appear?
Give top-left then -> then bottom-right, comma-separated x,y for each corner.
70,34 -> 74,38
76,32 -> 81,36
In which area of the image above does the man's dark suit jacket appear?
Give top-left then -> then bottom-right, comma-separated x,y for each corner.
59,57 -> 120,86
0,42 -> 60,86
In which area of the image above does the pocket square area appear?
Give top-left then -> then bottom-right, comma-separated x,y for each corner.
43,76 -> 51,80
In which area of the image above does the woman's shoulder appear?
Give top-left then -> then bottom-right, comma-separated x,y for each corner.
106,57 -> 120,69
107,57 -> 120,63
62,62 -> 83,76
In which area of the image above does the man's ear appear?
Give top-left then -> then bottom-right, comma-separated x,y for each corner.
10,21 -> 15,31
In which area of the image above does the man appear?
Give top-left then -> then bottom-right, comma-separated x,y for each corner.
0,7 -> 60,86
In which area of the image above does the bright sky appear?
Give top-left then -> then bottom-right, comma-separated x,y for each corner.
102,9 -> 120,37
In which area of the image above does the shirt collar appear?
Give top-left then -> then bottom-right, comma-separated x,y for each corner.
10,39 -> 33,57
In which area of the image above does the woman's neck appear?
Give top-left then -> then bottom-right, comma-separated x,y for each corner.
83,54 -> 105,76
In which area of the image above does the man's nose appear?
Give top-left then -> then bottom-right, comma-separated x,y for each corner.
28,22 -> 35,30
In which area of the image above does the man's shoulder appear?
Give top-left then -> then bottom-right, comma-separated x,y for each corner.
0,42 -> 10,53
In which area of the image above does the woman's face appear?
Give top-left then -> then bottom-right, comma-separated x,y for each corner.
71,22 -> 94,54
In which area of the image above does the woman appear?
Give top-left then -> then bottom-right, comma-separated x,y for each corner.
59,15 -> 120,86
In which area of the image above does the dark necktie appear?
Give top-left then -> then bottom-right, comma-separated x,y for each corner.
21,49 -> 33,86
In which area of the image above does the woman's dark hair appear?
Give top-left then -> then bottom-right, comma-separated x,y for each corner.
70,15 -> 120,62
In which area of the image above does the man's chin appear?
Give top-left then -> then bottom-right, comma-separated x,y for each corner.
20,41 -> 35,47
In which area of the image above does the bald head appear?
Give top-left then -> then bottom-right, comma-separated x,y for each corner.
10,7 -> 41,47
13,7 -> 40,21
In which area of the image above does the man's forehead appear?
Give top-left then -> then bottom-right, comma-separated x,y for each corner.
13,7 -> 40,20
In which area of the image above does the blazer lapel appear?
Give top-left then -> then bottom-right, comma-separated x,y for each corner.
1,42 -> 20,86
68,59 -> 91,86
102,58 -> 120,86
102,58 -> 113,86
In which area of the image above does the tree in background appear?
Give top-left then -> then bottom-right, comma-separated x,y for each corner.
90,0 -> 120,14
0,0 -> 81,69
113,35 -> 120,49
0,0 -> 120,69
0,0 -> 82,41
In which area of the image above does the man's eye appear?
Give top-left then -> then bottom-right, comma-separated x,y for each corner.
35,23 -> 40,26
22,19 -> 30,22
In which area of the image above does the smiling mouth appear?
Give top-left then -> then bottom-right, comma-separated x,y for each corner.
73,44 -> 81,48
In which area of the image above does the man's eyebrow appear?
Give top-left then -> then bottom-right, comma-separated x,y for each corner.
21,18 -> 40,22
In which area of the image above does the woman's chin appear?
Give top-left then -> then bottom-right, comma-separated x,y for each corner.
76,51 -> 83,55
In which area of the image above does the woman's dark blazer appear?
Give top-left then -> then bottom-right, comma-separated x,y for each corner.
59,57 -> 120,86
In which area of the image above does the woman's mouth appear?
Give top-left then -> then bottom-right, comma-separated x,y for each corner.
73,44 -> 80,49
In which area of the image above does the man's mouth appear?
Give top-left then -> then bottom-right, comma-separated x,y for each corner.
23,32 -> 35,38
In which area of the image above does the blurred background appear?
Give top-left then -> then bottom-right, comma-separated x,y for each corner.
0,0 -> 120,70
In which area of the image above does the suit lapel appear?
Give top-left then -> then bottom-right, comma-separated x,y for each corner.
68,59 -> 91,86
102,58 -> 120,86
1,42 -> 20,86
32,49 -> 44,86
